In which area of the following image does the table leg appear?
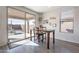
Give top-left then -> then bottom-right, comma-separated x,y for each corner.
47,32 -> 50,49
53,31 -> 55,44
45,33 -> 46,40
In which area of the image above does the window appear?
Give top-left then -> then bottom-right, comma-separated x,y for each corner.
60,10 -> 74,33
60,20 -> 73,33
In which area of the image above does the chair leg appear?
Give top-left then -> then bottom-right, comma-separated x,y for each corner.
37,34 -> 40,42
34,33 -> 35,41
41,34 -> 44,42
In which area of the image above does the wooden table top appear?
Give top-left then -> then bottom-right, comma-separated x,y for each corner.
43,30 -> 55,32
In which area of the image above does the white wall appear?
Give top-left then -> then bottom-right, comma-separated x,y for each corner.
42,10 -> 57,30
0,6 -> 8,46
0,6 -> 40,46
42,7 -> 79,44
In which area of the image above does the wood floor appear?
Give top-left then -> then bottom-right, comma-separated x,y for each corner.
0,38 -> 79,53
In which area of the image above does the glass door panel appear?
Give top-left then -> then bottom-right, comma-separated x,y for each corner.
8,8 -> 25,43
25,13 -> 36,38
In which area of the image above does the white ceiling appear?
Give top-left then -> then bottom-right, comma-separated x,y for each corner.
26,6 -> 60,13
25,6 -> 75,13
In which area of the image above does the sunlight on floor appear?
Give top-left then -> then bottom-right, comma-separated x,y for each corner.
8,33 -> 34,39
13,39 -> 39,46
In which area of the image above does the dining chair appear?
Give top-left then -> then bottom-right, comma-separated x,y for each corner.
33,26 -> 46,42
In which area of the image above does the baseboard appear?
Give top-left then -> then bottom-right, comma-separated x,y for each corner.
0,43 -> 8,48
56,39 -> 79,47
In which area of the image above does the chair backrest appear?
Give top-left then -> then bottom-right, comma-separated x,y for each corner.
42,27 -> 46,30
33,26 -> 46,35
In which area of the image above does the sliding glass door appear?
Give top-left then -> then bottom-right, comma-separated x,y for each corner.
8,7 -> 25,43
8,7 -> 36,43
25,13 -> 36,38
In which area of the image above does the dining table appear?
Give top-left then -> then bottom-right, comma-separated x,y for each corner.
43,30 -> 55,49
30,29 -> 55,49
